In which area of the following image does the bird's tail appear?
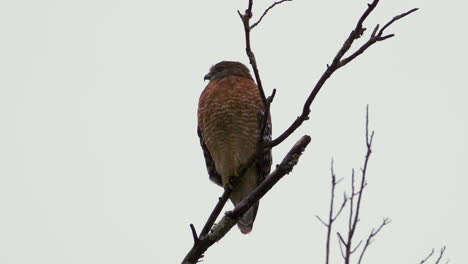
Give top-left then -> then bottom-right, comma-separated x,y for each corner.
229,165 -> 260,234
237,201 -> 259,234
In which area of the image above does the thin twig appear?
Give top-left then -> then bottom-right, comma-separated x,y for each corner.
325,158 -> 337,264
351,240 -> 363,254
434,246 -> 447,264
189,224 -> 199,245
339,7 -> 419,68
199,190 -> 232,238
380,8 -> 419,36
349,106 -> 374,263
357,218 -> 391,264
419,246 -> 448,264
316,215 -> 328,227
250,0 -> 292,30
319,158 -> 348,264
349,169 -> 356,231
238,0 -> 290,130
419,249 -> 435,264
332,193 -> 348,221
238,0 -> 267,105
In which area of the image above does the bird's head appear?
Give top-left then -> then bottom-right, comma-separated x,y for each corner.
204,61 -> 253,81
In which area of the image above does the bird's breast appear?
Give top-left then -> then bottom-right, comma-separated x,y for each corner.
198,76 -> 263,179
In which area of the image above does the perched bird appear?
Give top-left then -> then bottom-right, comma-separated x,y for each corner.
197,61 -> 272,234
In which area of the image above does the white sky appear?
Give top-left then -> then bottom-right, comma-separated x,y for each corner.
0,0 -> 466,263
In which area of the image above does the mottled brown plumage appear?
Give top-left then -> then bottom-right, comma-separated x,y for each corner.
197,61 -> 272,234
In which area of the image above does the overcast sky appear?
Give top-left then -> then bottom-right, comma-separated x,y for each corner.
0,0 -> 466,263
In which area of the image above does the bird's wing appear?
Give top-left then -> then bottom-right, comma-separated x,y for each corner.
257,108 -> 272,182
236,108 -> 272,234
197,126 -> 222,187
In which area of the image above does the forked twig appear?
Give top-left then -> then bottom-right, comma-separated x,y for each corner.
250,0 -> 292,29
357,218 -> 391,264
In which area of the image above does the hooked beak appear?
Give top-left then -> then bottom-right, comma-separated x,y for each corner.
204,72 -> 212,81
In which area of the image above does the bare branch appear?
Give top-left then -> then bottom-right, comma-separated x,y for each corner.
325,106 -> 376,264
250,0 -> 292,30
319,158 -> 348,264
351,106 -> 374,232
349,169 -> 356,231
325,158 -> 338,264
348,106 -> 374,263
199,190 -> 231,238
182,136 -> 311,264
267,1 -> 418,148
339,7 -> 419,68
357,218 -> 391,264
419,249 -> 435,264
337,232 -> 347,259
435,246 -> 447,264
238,0 -> 267,106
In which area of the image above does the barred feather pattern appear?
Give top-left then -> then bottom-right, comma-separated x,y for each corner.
197,62 -> 272,234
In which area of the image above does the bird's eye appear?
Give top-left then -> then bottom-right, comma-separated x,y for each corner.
216,67 -> 224,72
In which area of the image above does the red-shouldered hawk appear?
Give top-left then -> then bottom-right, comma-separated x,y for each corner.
197,61 -> 272,234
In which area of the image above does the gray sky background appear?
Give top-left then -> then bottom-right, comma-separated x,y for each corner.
0,0 -> 466,263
